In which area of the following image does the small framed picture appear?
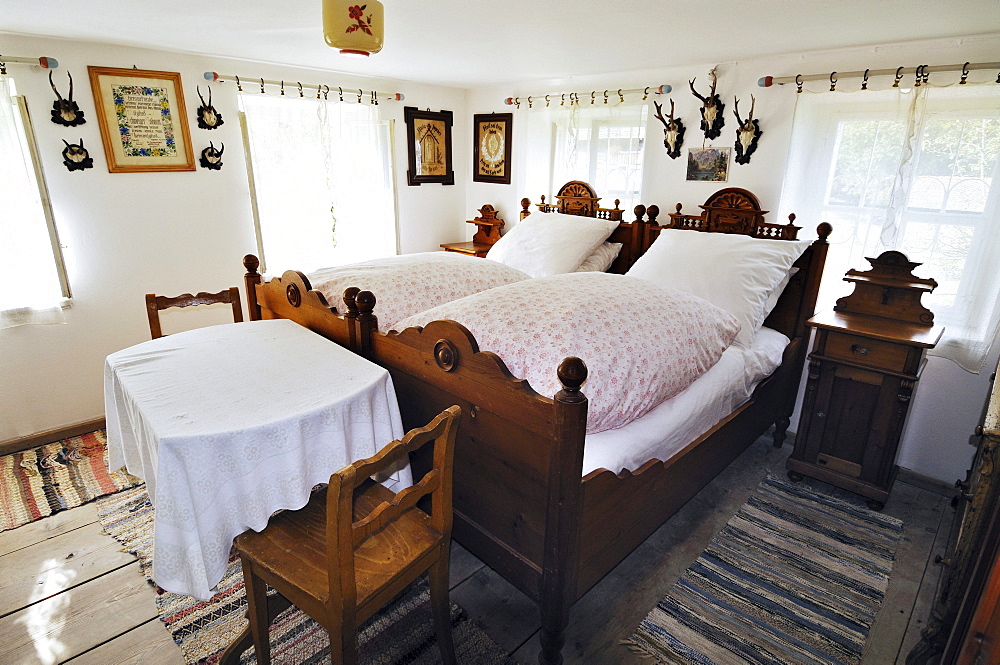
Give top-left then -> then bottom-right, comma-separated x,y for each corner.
87,66 -> 195,173
404,106 -> 454,186
686,147 -> 731,182
473,112 -> 512,184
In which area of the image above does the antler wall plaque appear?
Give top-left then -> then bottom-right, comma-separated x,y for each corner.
199,142 -> 224,170
733,95 -> 762,164
49,71 -> 86,127
653,99 -> 686,160
62,138 -> 94,171
195,85 -> 224,129
689,71 -> 725,140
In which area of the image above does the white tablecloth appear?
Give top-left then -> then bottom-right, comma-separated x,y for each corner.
104,319 -> 406,600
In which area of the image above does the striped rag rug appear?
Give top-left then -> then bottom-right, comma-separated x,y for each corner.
96,485 -> 515,665
628,474 -> 903,665
0,430 -> 141,531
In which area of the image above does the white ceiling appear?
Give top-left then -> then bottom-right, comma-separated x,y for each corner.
3,1 -> 998,88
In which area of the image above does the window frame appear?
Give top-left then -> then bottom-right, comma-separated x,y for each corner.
4,92 -> 71,306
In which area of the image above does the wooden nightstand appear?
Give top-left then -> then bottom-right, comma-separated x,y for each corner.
441,204 -> 504,258
439,241 -> 492,257
787,251 -> 944,509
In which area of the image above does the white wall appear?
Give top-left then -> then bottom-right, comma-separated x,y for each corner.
465,32 -> 1000,483
0,34 -> 468,441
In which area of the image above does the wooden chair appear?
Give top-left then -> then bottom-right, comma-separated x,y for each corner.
145,287 -> 243,339
234,405 -> 462,665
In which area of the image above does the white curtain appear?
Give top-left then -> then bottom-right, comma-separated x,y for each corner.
780,82 -> 1000,372
240,94 -> 397,275
0,78 -> 66,328
522,101 -> 647,214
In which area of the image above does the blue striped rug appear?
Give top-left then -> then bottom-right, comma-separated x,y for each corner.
628,475 -> 903,665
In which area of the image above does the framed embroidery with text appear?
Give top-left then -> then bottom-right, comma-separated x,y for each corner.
88,67 -> 195,173
473,112 -> 512,184
404,106 -> 454,186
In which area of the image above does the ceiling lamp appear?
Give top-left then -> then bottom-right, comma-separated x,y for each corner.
323,0 -> 384,56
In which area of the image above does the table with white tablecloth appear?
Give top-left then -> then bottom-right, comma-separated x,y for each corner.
104,318 -> 407,600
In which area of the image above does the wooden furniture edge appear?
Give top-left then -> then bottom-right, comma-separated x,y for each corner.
0,417 -> 106,456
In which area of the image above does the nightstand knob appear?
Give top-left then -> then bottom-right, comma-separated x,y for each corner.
816,411 -> 826,419
975,425 -> 985,436
851,344 -> 870,356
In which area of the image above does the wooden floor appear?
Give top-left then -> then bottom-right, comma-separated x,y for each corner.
0,434 -> 953,665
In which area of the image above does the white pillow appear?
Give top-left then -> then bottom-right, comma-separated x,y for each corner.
626,229 -> 813,347
485,211 -> 619,278
575,242 -> 623,272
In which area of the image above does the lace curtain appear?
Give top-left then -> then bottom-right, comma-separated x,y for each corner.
240,94 -> 397,275
0,77 -> 66,329
521,101 -> 647,214
780,83 -> 1000,372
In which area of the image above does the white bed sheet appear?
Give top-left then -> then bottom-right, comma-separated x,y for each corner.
582,327 -> 789,476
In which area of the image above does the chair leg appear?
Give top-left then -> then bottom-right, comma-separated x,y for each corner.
239,555 -> 272,665
328,618 -> 355,665
428,552 -> 457,665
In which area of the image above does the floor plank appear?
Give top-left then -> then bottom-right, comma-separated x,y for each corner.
0,563 -> 158,665
450,565 -> 540,656
842,482 -> 946,664
0,522 -> 135,617
896,501 -> 956,663
64,618 -> 184,665
0,504 -> 99,558
448,540 -> 485,589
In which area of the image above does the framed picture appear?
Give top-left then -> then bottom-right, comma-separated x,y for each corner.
686,147 -> 731,182
87,66 -> 195,173
404,106 -> 454,186
473,112 -> 512,184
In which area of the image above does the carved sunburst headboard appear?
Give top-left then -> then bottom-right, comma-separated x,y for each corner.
664,187 -> 801,240
519,181 -> 624,222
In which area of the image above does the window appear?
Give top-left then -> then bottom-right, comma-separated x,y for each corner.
240,94 -> 397,275
523,103 -> 647,213
0,76 -> 69,328
780,85 -> 1000,371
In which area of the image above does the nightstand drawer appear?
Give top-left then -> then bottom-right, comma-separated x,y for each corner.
824,331 -> 910,372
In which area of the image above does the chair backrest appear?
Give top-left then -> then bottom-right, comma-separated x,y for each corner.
145,287 -> 243,339
325,405 -> 462,607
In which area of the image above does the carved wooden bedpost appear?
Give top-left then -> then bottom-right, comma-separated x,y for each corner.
520,197 -> 532,220
644,204 -> 660,253
343,287 -> 360,353
539,357 -> 588,665
354,290 -> 378,360
630,204 -> 647,267
243,254 -> 262,321
772,221 -> 832,448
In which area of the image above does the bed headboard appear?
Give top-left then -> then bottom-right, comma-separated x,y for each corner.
520,180 -> 624,222
663,187 -> 801,239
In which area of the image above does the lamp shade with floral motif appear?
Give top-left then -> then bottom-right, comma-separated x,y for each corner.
323,0 -> 384,56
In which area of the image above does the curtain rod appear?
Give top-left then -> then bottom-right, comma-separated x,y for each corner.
503,84 -> 672,109
758,61 -> 1000,88
203,72 -> 403,102
0,55 -> 59,74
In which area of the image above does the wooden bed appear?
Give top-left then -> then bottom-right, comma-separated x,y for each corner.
241,187 -> 831,665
